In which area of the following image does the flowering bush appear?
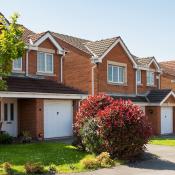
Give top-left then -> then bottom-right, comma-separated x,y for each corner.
75,94 -> 152,160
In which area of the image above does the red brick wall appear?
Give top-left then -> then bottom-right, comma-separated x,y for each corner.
96,43 -> 136,95
18,99 -> 44,138
146,106 -> 161,135
161,73 -> 175,91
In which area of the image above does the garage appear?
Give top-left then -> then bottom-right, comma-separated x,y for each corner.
44,100 -> 73,138
161,106 -> 173,134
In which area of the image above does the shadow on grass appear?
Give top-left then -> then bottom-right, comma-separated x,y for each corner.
128,152 -> 175,171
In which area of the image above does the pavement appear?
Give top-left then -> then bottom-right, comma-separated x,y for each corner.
61,144 -> 175,175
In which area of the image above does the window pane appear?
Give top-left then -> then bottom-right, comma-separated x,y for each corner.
4,104 -> 8,121
10,104 -> 14,121
108,65 -> 112,82
119,67 -> 124,83
151,72 -> 154,85
46,54 -> 53,72
113,66 -> 118,82
37,52 -> 45,72
13,58 -> 22,70
137,70 -> 141,84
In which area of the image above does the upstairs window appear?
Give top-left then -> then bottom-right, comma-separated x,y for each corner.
136,70 -> 141,85
108,64 -> 125,84
147,71 -> 154,86
37,52 -> 53,73
13,57 -> 22,71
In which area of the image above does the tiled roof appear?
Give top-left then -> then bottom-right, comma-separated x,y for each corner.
52,32 -> 92,55
132,55 -> 153,68
29,32 -> 46,43
146,89 -> 171,103
85,37 -> 119,57
159,61 -> 175,76
5,76 -> 85,94
113,95 -> 148,103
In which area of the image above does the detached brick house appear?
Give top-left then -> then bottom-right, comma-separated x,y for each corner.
0,13 -> 175,138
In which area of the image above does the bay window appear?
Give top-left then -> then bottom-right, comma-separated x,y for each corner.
37,52 -> 53,73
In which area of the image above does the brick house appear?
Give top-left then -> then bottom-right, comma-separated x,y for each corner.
159,61 -> 175,91
0,13 -> 86,139
0,13 -> 175,138
52,32 -> 175,135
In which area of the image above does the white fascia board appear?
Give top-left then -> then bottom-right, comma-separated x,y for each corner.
148,58 -> 161,71
0,91 -> 88,100
33,32 -> 64,54
98,38 -> 137,68
160,91 -> 175,105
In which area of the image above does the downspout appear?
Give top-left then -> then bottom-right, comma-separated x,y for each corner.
91,64 -> 96,96
60,51 -> 66,83
26,49 -> 29,76
135,69 -> 138,95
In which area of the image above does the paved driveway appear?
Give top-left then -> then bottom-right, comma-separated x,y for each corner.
61,144 -> 175,175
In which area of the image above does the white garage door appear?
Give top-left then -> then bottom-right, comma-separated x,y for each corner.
44,100 -> 73,138
161,107 -> 173,134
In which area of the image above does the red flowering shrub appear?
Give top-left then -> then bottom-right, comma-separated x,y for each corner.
75,95 -> 152,160
97,99 -> 152,160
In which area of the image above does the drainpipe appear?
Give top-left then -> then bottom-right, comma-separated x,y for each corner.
26,49 -> 29,76
60,51 -> 66,83
135,69 -> 138,95
91,64 -> 97,96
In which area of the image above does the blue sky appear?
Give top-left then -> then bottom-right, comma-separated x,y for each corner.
1,0 -> 175,61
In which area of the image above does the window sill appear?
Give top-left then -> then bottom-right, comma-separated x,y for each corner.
36,72 -> 55,76
137,84 -> 143,87
12,70 -> 25,74
108,82 -> 128,86
146,84 -> 156,87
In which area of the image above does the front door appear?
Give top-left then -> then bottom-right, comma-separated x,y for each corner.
1,99 -> 17,137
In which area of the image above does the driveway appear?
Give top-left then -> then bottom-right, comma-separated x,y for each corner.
61,144 -> 175,175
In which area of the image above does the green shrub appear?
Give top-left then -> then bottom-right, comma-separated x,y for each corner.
81,157 -> 100,169
96,152 -> 114,168
79,118 -> 103,154
3,162 -> 13,175
48,164 -> 57,173
0,133 -> 13,144
25,162 -> 45,174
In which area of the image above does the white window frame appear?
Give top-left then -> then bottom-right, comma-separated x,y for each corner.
136,69 -> 142,85
108,64 -> 125,84
37,52 -> 54,74
13,57 -> 22,71
147,71 -> 154,86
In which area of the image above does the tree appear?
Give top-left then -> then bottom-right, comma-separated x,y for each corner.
0,13 -> 25,90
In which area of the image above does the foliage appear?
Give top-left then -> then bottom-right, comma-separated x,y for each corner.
20,131 -> 32,143
74,94 -> 113,147
81,152 -> 114,169
25,162 -> 45,174
96,152 -> 114,168
0,133 -> 13,144
3,162 -> 13,175
81,157 -> 100,169
75,94 -> 152,160
0,13 -> 25,90
79,118 -> 103,154
48,164 -> 57,173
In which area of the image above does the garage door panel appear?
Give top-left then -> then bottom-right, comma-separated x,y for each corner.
44,100 -> 73,138
161,107 -> 173,134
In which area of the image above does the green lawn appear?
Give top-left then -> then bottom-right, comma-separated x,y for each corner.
0,141 -> 95,174
149,136 -> 175,146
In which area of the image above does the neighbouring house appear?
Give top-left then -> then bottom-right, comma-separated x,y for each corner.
0,13 -> 175,138
0,13 -> 86,139
159,61 -> 175,91
52,32 -> 175,135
